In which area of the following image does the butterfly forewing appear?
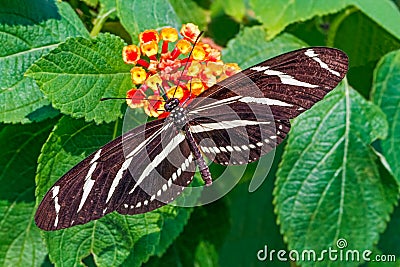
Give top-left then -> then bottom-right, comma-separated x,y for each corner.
186,47 -> 348,165
190,47 -> 348,117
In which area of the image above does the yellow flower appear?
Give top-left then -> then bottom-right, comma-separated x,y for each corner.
146,74 -> 163,91
187,61 -> 202,76
206,61 -> 223,76
141,41 -> 158,57
193,45 -> 206,60
130,67 -> 147,84
176,39 -> 192,54
161,27 -> 178,42
187,78 -> 205,95
224,63 -> 241,76
167,85 -> 187,100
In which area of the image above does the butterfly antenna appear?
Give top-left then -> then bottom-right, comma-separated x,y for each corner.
181,77 -> 194,106
101,97 -> 130,101
101,97 -> 166,102
172,31 -> 204,98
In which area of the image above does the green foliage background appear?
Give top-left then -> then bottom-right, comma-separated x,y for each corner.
1,0 -> 400,266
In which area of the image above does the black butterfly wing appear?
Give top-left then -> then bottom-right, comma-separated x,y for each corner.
186,97 -> 289,165
116,124 -> 196,215
186,47 -> 348,165
35,118 -> 196,230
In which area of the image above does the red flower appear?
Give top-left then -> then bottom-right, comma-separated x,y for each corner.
122,45 -> 141,64
139,30 -> 159,44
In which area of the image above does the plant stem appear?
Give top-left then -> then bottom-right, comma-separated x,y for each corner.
326,7 -> 357,47
113,118 -> 119,139
90,7 -> 116,37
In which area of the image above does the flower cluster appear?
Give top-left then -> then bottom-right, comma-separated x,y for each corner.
122,23 -> 240,117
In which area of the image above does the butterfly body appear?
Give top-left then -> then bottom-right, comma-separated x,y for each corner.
164,97 -> 213,185
35,47 -> 349,230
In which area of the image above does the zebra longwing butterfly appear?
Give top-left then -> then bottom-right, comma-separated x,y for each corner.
35,47 -> 348,230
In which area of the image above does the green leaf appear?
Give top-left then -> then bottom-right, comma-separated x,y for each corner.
207,2 -> 241,47
144,200 -> 230,267
169,0 -> 208,30
334,10 -> 400,98
36,116 -> 193,266
26,33 -> 132,124
0,0 -> 88,124
334,11 -> 400,67
249,0 -> 349,38
355,0 -> 400,41
153,204 -> 193,257
274,83 -> 399,266
0,120 -> 54,267
378,199 -> 400,259
372,49 -> 400,183
219,149 -> 288,267
249,0 -> 400,40
117,0 -> 181,42
82,0 -> 99,8
218,0 -> 247,22
99,0 -> 118,20
123,205 -> 193,267
222,26 -> 307,69
145,148 -> 288,267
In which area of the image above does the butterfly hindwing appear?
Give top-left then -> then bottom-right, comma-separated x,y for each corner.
35,119 -> 195,230
117,126 -> 196,215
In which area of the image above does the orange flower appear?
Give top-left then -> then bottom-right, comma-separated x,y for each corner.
192,45 -> 206,60
144,95 -> 164,117
206,61 -> 223,76
167,85 -> 189,101
126,89 -> 146,108
130,67 -> 147,84
161,27 -> 178,42
139,30 -> 159,44
180,23 -> 201,43
123,45 -> 141,64
187,78 -> 205,95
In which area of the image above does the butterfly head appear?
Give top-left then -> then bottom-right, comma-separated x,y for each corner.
164,98 -> 180,112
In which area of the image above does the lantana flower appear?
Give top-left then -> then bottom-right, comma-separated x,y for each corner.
122,23 -> 241,117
